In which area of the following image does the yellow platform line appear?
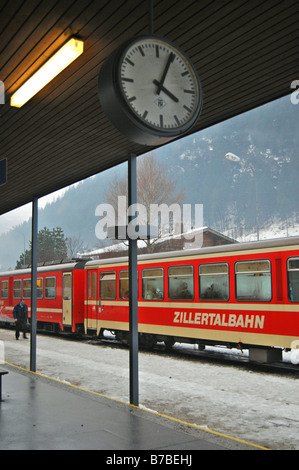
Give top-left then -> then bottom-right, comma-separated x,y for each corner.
3,361 -> 269,450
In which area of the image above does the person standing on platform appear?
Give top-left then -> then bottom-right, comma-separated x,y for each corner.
13,299 -> 28,340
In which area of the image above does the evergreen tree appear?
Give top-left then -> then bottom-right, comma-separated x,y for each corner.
15,227 -> 67,268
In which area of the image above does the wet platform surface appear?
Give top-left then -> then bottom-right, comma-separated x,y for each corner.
0,364 -> 264,451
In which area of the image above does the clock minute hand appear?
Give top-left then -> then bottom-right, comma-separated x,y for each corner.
153,80 -> 179,102
155,52 -> 175,95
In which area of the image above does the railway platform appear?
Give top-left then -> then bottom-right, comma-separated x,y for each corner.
0,364 -> 266,452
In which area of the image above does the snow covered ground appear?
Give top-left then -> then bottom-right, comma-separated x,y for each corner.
1,328 -> 298,450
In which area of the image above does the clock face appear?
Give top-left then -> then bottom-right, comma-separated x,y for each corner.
118,36 -> 201,133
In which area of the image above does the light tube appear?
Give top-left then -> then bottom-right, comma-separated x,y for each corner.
10,38 -> 84,108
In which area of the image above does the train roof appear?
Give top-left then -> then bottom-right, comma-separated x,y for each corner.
0,259 -> 88,277
1,237 -> 298,276
85,236 -> 299,268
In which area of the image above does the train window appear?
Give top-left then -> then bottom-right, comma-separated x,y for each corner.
45,277 -> 56,299
100,272 -> 116,300
199,263 -> 229,301
287,258 -> 299,302
1,281 -> 8,299
63,274 -> 72,300
235,260 -> 271,301
37,279 -> 43,299
119,271 -> 139,299
168,266 -> 193,300
18,278 -> 43,299
23,279 -> 31,298
120,271 -> 129,300
13,279 -> 22,299
142,268 -> 164,300
88,272 -> 97,299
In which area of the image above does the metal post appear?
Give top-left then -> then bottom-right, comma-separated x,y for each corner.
148,0 -> 154,34
128,154 -> 139,406
254,172 -> 259,241
30,197 -> 38,372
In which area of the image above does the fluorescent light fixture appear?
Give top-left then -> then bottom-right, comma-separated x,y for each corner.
10,38 -> 84,108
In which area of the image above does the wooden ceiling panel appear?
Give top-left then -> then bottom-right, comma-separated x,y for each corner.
0,0 -> 299,215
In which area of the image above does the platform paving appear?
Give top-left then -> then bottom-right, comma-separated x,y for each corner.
0,364 -> 265,452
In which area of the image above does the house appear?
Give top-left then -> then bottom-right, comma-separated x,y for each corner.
78,227 -> 237,260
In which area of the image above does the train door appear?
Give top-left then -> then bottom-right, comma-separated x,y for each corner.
62,272 -> 72,325
86,270 -> 98,330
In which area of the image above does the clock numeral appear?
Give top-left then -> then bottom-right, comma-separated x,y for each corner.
184,89 -> 195,94
138,46 -> 145,57
160,114 -> 164,128
155,45 -> 159,58
181,70 -> 190,77
129,96 -> 136,102
174,115 -> 180,126
122,77 -> 134,83
183,104 -> 192,114
142,110 -> 148,119
125,57 -> 135,66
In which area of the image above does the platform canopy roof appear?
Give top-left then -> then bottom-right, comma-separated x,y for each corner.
1,0 -> 298,215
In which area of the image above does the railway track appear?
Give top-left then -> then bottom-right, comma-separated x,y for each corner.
85,333 -> 299,376
2,322 -> 299,375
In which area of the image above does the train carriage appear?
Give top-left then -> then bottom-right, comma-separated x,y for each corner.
84,237 -> 299,361
0,260 -> 86,334
1,237 -> 299,363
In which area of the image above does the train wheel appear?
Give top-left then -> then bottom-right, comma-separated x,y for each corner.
115,330 -> 129,345
139,334 -> 157,349
98,328 -> 105,338
164,337 -> 175,350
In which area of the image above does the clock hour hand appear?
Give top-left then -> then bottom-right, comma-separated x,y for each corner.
155,52 -> 175,95
153,79 -> 179,102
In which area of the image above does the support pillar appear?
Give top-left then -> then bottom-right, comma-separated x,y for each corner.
128,154 -> 139,406
30,197 -> 38,372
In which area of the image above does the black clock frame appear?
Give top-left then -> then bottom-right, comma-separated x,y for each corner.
98,35 -> 203,146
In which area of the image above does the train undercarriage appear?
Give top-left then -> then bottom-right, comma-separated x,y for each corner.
99,328 -> 283,363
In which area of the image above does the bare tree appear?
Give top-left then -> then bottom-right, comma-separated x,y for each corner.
65,235 -> 88,258
105,152 -> 185,250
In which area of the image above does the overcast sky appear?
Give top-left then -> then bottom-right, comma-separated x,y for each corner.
0,187 -> 69,235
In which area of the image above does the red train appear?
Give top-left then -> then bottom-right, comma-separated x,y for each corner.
0,260 -> 86,334
1,237 -> 299,362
